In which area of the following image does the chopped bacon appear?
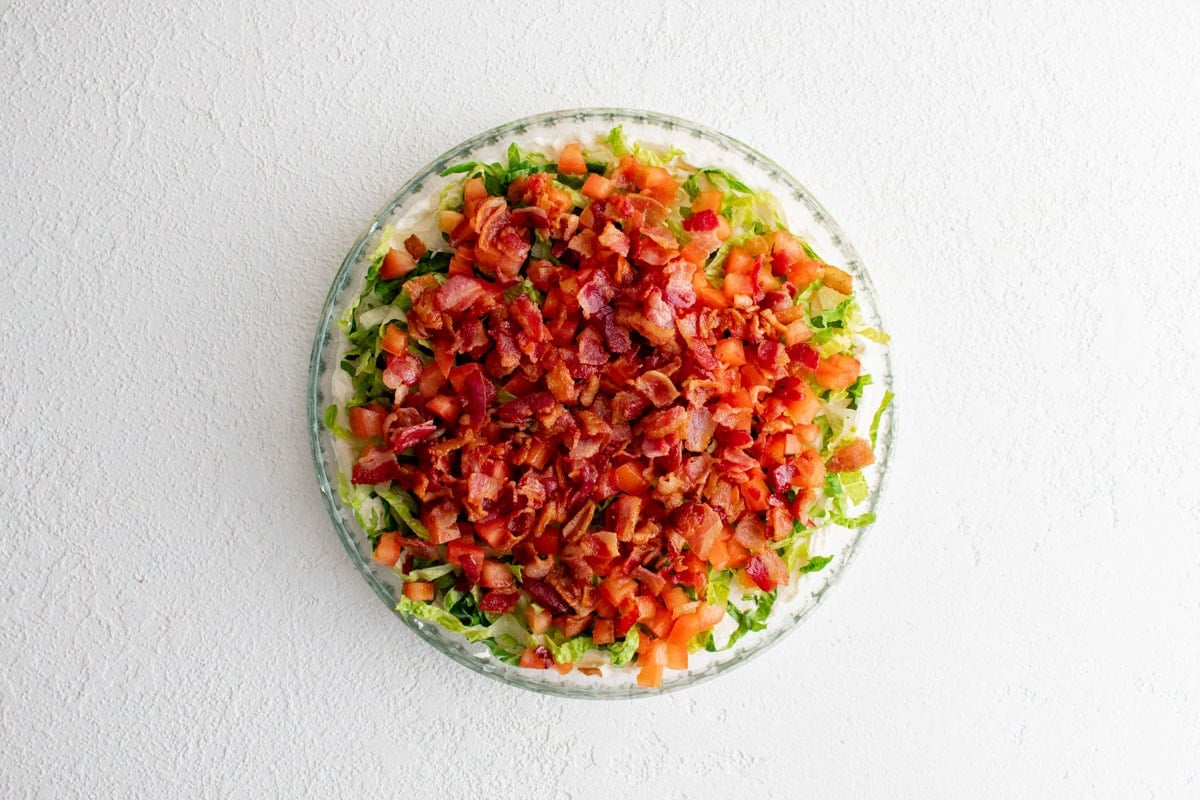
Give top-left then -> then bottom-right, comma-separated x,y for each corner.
684,406 -> 716,453
382,353 -> 422,391
632,370 -> 679,408
745,549 -> 789,591
479,590 -> 521,614
578,269 -> 615,318
351,445 -> 402,485
390,421 -> 437,452
597,222 -> 631,256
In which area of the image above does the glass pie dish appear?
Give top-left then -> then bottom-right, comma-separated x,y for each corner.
308,108 -> 895,698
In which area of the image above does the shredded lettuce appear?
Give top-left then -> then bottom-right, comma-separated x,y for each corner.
601,125 -> 631,157
396,563 -> 456,583
870,390 -> 894,448
631,142 -> 684,167
706,569 -> 732,608
337,473 -> 385,536
375,487 -> 429,539
709,590 -> 776,651
838,470 -> 870,505
324,405 -> 356,441
798,555 -> 833,573
545,635 -> 594,665
830,511 -> 877,529
606,627 -> 639,666
398,597 -> 528,645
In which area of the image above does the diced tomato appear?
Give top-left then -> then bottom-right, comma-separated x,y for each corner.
557,142 -> 587,175
425,394 -> 460,423
827,438 -> 875,472
636,639 -> 667,687
613,462 -> 650,495
592,618 -> 615,645
722,272 -> 755,301
479,559 -> 515,589
372,532 -> 401,567
581,174 -> 614,200
666,642 -> 689,671
437,210 -> 464,233
402,581 -> 435,601
519,646 -> 555,670
725,246 -> 755,275
379,324 -> 408,356
446,538 -> 484,583
380,248 -> 417,280
691,190 -> 724,214
714,215 -> 732,241
645,605 -> 674,639
601,574 -> 637,608
348,404 -> 387,439
815,353 -> 861,391
525,605 -> 553,634
691,270 -> 727,309
662,586 -> 691,614
741,474 -> 772,511
665,603 -> 724,647
714,339 -> 746,366
636,166 -> 678,204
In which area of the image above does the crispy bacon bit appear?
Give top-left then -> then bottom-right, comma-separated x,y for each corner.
597,222 -> 631,256
632,370 -> 679,408
479,590 -> 521,614
684,406 -> 716,453
350,445 -> 402,485
733,515 -> 767,553
390,421 -> 437,452
382,353 -> 422,391
509,206 -> 550,229
421,499 -> 462,544
745,549 -> 790,591
523,578 -> 570,614
579,270 -> 615,318
673,502 -> 722,559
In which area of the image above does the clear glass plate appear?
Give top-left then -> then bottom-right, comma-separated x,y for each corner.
308,109 -> 895,698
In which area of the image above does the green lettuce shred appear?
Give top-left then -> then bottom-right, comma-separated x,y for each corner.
606,627 -> 640,666
545,635 -> 594,665
870,390 -> 894,448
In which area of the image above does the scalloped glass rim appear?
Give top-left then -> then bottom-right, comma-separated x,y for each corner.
308,108 -> 896,699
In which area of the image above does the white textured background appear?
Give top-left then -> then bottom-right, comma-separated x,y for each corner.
3,1 -> 1199,797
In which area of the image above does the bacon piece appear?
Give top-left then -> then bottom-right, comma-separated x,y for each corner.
672,502 -> 722,559
382,353 -> 422,391
632,370 -> 679,408
473,196 -> 530,283
684,406 -> 716,453
350,445 -> 402,485
597,222 -> 631,257
420,499 -> 462,544
390,421 -> 437,452
745,549 -> 789,591
479,590 -> 520,614
496,391 -> 556,424
509,206 -> 550,229
578,269 -> 615,318
733,515 -> 767,553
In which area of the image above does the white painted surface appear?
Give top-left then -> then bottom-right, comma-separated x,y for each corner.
2,1 -> 1198,797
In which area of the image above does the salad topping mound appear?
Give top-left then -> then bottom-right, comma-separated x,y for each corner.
329,128 -> 890,687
